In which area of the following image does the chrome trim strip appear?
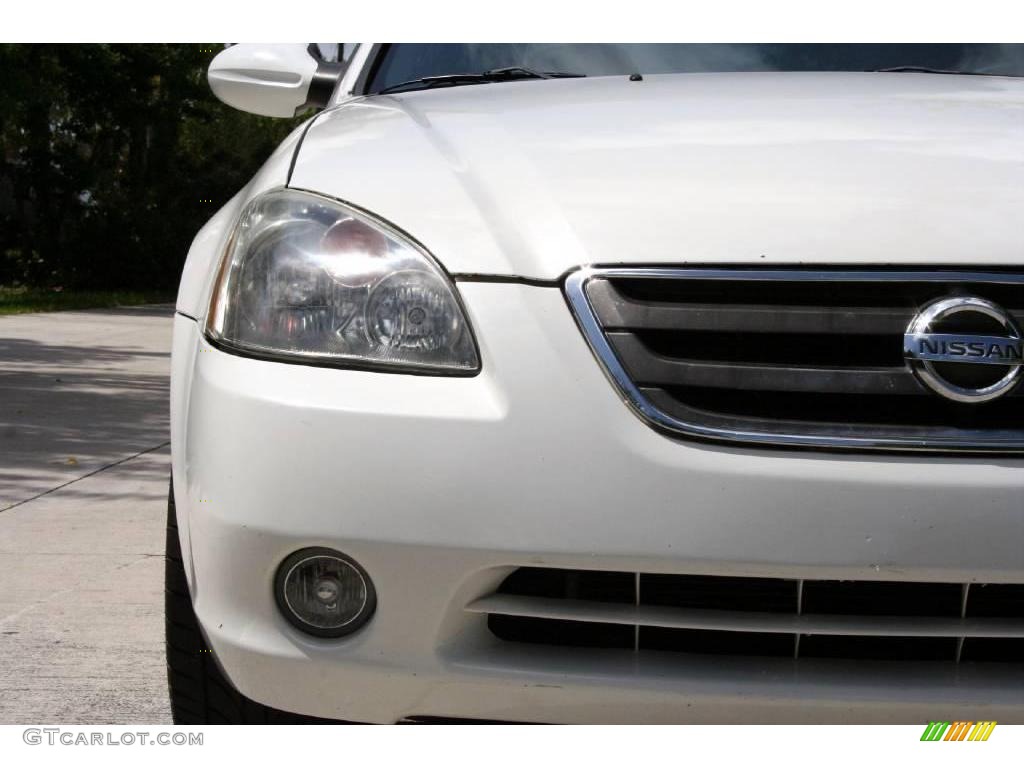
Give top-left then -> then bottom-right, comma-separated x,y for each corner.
563,267 -> 1024,453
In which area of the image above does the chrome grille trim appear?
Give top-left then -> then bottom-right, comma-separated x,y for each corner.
564,267 -> 1024,452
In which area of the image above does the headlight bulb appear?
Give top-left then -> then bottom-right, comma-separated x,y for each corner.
367,270 -> 463,352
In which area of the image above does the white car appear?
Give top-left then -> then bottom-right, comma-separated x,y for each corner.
166,43 -> 1024,724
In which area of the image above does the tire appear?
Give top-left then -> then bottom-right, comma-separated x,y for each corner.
164,480 -> 341,724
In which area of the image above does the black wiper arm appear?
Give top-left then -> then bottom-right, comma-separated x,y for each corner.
484,66 -> 586,80
869,66 -> 999,76
378,67 -> 585,95
378,73 -> 489,94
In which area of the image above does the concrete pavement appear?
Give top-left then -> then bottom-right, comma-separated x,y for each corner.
0,305 -> 174,723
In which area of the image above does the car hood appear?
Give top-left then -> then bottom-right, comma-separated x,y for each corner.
290,72 -> 1024,280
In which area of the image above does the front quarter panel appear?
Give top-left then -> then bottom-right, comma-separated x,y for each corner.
173,115 -> 316,594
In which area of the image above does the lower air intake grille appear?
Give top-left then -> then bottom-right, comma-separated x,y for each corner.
472,568 -> 1024,664
564,268 -> 1024,452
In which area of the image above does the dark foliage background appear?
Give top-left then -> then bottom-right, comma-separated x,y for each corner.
0,44 -> 300,291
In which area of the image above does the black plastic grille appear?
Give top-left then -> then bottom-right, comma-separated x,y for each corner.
483,568 -> 1024,664
568,269 -> 1024,451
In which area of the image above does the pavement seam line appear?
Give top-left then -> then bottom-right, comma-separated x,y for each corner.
0,441 -> 170,514
0,552 -> 164,627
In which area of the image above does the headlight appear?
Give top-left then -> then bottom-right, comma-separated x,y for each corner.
206,189 -> 479,373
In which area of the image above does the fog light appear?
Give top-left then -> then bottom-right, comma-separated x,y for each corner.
274,548 -> 376,637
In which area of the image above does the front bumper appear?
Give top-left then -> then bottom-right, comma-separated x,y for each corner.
171,282 -> 1024,723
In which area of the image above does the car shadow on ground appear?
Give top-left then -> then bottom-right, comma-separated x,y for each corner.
0,308 -> 172,510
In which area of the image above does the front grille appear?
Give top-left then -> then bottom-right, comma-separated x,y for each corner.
472,568 -> 1024,664
564,268 -> 1024,452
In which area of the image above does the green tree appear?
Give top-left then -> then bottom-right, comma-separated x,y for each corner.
0,44 -> 301,290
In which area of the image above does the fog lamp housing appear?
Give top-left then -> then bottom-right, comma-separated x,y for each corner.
274,548 -> 376,638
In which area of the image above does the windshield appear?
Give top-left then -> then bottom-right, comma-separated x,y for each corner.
367,43 -> 1024,92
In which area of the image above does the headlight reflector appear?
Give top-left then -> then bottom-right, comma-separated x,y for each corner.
207,189 -> 479,373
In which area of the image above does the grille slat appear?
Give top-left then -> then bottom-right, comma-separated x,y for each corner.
588,278 -> 922,335
608,331 -> 921,394
640,388 -> 1024,438
566,268 -> 1024,452
471,593 -> 1024,638
480,569 -> 1024,665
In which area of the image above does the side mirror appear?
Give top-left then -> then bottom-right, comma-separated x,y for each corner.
208,44 -> 343,118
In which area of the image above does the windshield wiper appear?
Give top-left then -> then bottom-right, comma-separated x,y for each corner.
869,66 -> 1003,76
378,67 -> 586,95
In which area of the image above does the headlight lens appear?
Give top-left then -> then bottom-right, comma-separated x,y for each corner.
206,189 -> 479,373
